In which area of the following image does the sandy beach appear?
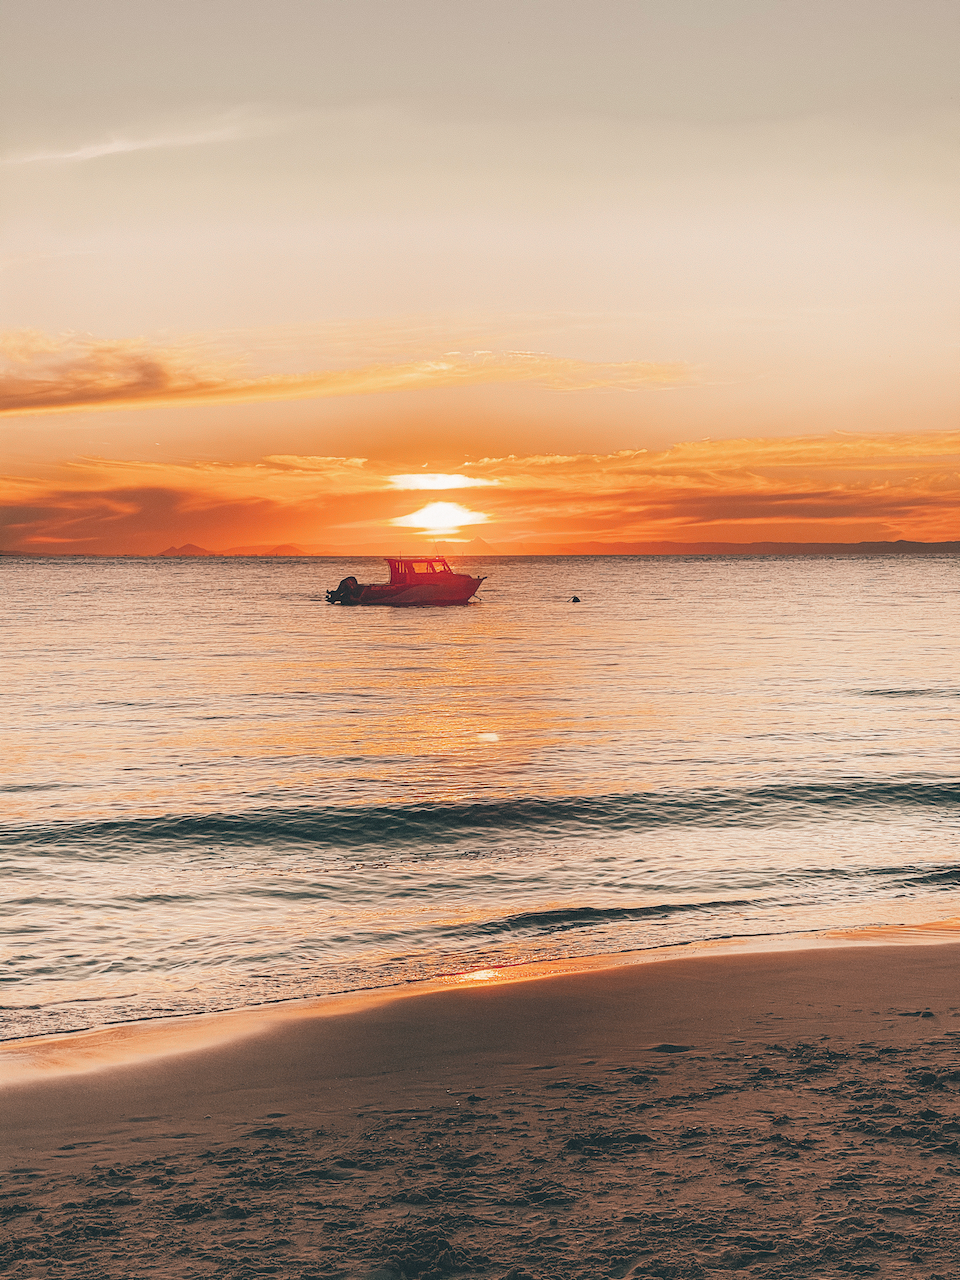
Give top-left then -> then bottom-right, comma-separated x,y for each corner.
4,943 -> 960,1280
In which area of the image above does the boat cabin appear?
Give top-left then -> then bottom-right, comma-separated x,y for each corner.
387,556 -> 455,584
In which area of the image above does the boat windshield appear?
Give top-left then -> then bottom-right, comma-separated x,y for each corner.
387,557 -> 452,582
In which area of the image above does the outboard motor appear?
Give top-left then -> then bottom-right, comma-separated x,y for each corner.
326,576 -> 363,605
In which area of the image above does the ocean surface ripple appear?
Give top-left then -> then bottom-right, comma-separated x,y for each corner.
3,553 -> 960,1039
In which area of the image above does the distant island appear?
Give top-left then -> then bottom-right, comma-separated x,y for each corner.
153,538 -> 960,558
5,539 -> 960,558
157,543 -> 220,557
156,543 -> 306,557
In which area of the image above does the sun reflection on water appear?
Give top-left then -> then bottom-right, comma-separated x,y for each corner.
7,554 -> 960,1041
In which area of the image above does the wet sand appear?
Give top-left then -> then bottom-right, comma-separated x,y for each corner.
4,943 -> 960,1279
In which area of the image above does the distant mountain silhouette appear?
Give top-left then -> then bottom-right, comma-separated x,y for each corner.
157,544 -> 218,557
131,538 -> 960,559
433,536 -> 504,554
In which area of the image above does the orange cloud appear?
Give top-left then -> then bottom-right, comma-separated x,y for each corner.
388,474 -> 499,490
467,434 -> 960,543
4,431 -> 960,554
0,330 -> 687,417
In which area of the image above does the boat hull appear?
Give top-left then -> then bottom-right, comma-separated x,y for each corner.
357,577 -> 483,606
326,559 -> 486,606
327,574 -> 484,606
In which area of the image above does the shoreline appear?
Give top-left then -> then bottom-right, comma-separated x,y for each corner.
5,940 -> 960,1277
4,916 -> 960,1082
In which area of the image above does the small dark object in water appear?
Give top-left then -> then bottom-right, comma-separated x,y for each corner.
570,596 -> 581,602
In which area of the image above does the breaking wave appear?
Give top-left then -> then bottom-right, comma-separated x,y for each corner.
4,777 -> 959,853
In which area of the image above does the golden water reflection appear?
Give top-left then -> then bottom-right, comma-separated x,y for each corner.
6,555 -> 960,1041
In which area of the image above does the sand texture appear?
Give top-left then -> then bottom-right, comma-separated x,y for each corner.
4,945 -> 960,1279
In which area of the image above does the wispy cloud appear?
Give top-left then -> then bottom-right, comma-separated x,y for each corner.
1,109 -> 289,167
0,331 -> 689,417
388,474 -> 499,490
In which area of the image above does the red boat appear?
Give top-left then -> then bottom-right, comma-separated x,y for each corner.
326,556 -> 485,606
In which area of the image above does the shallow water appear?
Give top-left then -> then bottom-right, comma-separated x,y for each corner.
3,554 -> 960,1039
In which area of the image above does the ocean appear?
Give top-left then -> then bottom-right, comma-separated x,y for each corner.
3,553 -> 960,1042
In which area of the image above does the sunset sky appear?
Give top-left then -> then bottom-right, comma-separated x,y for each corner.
2,0 -> 958,553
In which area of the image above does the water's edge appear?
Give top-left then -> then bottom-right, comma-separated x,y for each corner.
4,917 -> 960,1075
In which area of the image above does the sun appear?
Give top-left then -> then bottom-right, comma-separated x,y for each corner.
391,502 -> 490,537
